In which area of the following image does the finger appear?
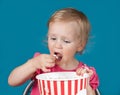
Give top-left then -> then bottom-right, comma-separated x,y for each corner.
76,68 -> 83,75
42,67 -> 51,72
49,58 -> 56,63
51,55 -> 56,60
81,68 -> 87,76
86,69 -> 93,76
44,61 -> 55,67
46,56 -> 56,63
76,67 -> 88,76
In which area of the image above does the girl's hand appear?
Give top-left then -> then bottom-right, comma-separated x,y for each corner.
76,65 -> 93,77
29,54 -> 56,72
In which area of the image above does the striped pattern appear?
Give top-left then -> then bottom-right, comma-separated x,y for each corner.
38,78 -> 87,95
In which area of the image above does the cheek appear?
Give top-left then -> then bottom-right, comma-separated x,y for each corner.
64,45 -> 78,55
48,41 -> 54,52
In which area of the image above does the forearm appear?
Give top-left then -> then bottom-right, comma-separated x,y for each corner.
87,84 -> 96,95
8,59 -> 37,86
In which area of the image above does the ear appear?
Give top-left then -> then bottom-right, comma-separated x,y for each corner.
77,42 -> 85,52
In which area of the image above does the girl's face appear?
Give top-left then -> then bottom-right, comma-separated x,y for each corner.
48,21 -> 83,63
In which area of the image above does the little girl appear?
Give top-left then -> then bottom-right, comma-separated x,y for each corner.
8,8 -> 99,95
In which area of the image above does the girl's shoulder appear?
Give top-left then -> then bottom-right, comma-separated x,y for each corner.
33,52 -> 41,57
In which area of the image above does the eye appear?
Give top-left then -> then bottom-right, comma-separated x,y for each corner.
49,37 -> 56,41
64,40 -> 71,43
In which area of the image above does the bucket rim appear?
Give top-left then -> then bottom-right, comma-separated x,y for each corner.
36,72 -> 89,81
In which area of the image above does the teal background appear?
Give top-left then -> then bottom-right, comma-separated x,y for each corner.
0,0 -> 119,95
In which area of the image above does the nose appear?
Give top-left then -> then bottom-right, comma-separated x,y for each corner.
54,40 -> 62,49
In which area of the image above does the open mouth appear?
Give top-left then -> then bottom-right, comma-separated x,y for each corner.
54,52 -> 62,61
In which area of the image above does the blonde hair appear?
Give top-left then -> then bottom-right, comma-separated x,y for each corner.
47,8 -> 91,54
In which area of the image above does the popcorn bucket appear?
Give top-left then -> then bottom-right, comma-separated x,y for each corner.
36,72 -> 88,95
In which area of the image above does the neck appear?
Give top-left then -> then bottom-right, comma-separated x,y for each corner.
57,58 -> 79,70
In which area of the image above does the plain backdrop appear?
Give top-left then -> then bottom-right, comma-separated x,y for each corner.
0,0 -> 119,95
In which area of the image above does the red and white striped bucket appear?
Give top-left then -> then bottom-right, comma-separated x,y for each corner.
36,72 -> 88,95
